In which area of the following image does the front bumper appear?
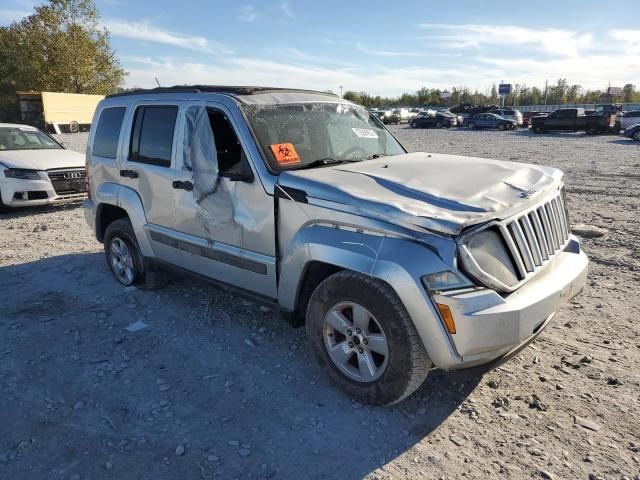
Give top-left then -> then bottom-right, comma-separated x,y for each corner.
433,236 -> 588,368
0,177 -> 86,207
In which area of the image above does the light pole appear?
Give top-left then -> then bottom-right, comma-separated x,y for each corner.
339,86 -> 343,98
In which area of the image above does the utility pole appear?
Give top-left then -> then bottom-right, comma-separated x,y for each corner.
544,80 -> 548,105
339,86 -> 343,98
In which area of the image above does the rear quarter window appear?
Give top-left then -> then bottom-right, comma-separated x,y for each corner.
92,107 -> 126,159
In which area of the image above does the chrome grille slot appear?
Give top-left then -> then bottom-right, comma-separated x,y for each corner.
461,188 -> 572,293
502,190 -> 571,281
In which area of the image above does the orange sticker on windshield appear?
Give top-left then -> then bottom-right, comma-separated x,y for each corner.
270,143 -> 301,165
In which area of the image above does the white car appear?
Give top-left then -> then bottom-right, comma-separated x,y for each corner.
0,123 -> 86,211
490,108 -> 523,126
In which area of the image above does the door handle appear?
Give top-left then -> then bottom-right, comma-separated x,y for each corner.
120,169 -> 138,179
172,180 -> 193,191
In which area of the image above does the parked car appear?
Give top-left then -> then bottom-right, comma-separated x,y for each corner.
623,123 -> 640,141
489,108 -> 523,126
388,108 -> 411,124
0,123 -> 86,211
464,113 -> 516,130
620,111 -> 640,130
522,111 -> 547,128
84,85 -> 588,406
530,108 -> 615,134
409,111 -> 456,128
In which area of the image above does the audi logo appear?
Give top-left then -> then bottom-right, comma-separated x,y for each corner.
63,172 -> 82,180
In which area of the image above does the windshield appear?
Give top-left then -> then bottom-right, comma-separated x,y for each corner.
0,127 -> 62,151
242,102 -> 405,171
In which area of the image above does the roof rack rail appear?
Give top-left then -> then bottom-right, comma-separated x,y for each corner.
106,85 -> 339,99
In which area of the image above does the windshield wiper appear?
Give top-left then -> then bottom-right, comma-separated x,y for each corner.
289,158 -> 347,170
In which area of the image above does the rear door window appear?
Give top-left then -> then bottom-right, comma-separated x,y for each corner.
92,107 -> 126,159
130,106 -> 178,167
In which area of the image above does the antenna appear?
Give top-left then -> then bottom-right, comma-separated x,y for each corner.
155,77 -> 161,88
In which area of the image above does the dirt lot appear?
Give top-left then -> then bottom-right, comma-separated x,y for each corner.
1,128 -> 639,480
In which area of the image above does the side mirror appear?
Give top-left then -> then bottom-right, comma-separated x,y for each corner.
221,162 -> 254,183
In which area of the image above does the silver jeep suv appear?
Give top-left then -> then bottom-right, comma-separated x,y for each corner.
84,86 -> 588,405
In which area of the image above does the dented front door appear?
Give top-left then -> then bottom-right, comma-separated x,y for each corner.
168,103 -> 277,298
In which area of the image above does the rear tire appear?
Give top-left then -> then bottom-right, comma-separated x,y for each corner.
435,121 -> 442,128
69,121 -> 80,134
634,130 -> 640,141
306,271 -> 431,406
467,122 -> 475,129
498,123 -> 506,131
103,218 -> 168,290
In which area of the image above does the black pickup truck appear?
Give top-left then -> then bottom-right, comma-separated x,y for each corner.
530,108 -> 615,134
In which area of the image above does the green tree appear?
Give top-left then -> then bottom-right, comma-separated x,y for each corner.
489,84 -> 498,104
342,91 -> 361,104
622,84 -> 638,103
0,0 -> 126,120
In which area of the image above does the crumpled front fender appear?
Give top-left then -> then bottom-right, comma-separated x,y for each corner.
278,224 -> 463,367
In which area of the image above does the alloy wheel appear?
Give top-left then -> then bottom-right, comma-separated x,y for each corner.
323,301 -> 390,382
109,237 -> 135,285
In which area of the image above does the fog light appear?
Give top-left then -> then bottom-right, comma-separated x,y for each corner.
436,303 -> 456,334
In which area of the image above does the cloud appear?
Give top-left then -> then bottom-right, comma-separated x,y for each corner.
0,9 -> 30,24
419,23 -> 593,57
122,54 -> 498,96
280,2 -> 294,19
103,19 -> 233,55
236,5 -> 257,23
356,42 -> 422,57
477,52 -> 640,89
611,29 -> 640,45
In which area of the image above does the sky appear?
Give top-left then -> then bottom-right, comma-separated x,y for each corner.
2,0 -> 639,97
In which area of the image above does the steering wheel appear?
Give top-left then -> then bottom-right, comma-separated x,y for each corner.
341,145 -> 367,161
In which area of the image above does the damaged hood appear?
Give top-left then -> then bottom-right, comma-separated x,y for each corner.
278,152 -> 563,235
0,149 -> 84,171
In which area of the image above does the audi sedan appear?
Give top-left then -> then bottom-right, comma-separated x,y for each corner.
0,123 -> 86,211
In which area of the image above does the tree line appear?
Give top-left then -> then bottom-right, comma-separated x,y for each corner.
343,80 -> 640,108
0,0 -> 126,122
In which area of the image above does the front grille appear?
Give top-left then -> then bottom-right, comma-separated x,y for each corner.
47,168 -> 86,194
500,189 -> 571,280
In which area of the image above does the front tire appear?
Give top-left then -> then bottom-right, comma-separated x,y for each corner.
633,130 -> 640,141
498,123 -> 506,131
306,271 -> 431,406
104,218 -> 167,289
467,122 -> 475,129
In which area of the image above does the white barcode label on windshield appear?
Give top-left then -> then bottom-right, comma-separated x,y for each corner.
351,128 -> 378,139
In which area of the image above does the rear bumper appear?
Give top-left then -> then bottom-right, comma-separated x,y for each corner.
0,177 -> 85,207
433,236 -> 588,368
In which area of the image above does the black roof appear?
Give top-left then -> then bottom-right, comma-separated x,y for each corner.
107,85 -> 338,99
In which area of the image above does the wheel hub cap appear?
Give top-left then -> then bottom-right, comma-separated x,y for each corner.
110,237 -> 135,285
322,301 -> 389,382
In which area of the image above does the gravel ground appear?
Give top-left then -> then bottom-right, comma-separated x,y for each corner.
1,128 -> 639,480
